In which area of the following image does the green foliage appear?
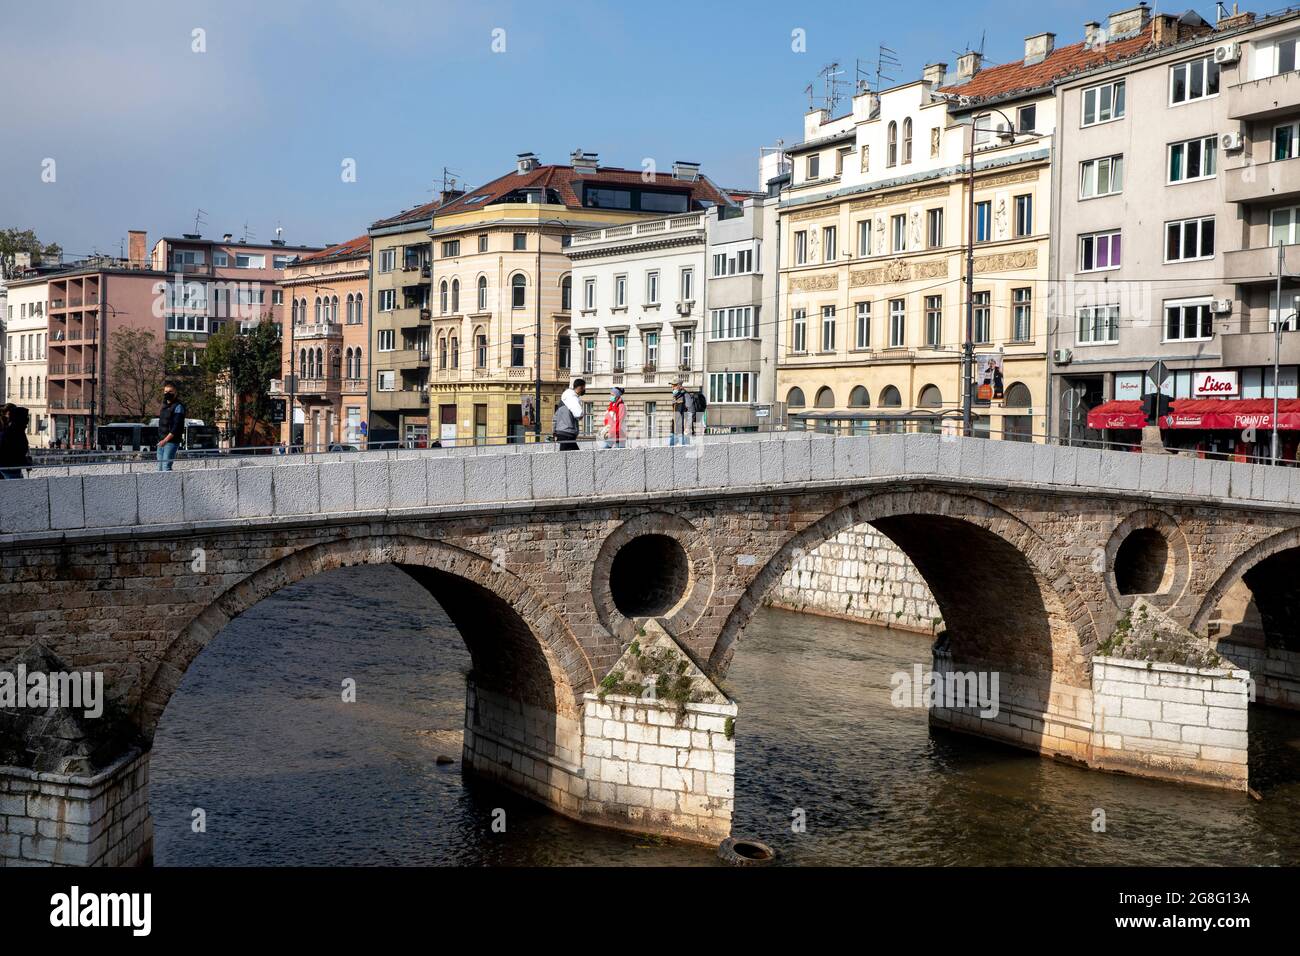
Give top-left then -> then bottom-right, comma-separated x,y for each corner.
723,716 -> 735,740
0,228 -> 61,268
199,318 -> 282,445
598,644 -> 698,723
107,328 -> 166,421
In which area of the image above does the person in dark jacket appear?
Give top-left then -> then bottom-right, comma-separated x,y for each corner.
0,404 -> 31,478
156,381 -> 186,471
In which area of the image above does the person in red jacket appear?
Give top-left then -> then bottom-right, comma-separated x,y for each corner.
602,386 -> 627,449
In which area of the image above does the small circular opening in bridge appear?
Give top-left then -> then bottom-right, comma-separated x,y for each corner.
609,534 -> 690,618
1115,528 -> 1170,595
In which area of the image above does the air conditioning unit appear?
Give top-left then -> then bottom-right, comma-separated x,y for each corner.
1214,42 -> 1241,64
1211,298 -> 1234,315
676,301 -> 693,316
1221,131 -> 1244,152
1053,348 -> 1072,365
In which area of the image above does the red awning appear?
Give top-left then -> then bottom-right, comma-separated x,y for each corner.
1086,400 -> 1146,430
1163,398 -> 1300,431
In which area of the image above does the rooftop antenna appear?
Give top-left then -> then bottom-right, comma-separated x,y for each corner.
192,208 -> 208,235
275,222 -> 284,241
876,44 -> 900,94
240,221 -> 256,243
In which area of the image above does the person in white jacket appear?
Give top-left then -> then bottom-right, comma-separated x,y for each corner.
554,378 -> 587,450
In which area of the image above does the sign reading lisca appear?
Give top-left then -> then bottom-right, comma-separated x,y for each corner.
1193,370 -> 1239,397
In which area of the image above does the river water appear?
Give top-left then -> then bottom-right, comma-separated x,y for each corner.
151,563 -> 1300,866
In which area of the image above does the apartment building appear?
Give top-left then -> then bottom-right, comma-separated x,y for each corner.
3,276 -> 51,447
274,235 -> 370,448
412,151 -> 729,446
776,30 -> 1089,440
701,153 -> 786,430
1052,5 -> 1300,458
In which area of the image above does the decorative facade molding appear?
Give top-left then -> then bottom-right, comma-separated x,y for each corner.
791,274 -> 838,292
972,247 -> 1039,274
849,257 -> 948,287
849,183 -> 949,211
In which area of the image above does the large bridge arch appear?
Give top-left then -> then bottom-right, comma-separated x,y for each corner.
1192,527 -> 1300,655
137,533 -> 594,741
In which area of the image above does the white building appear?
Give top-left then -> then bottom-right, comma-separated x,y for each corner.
567,195 -> 709,439
4,276 -> 51,447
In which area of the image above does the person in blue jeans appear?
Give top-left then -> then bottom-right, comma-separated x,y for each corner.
156,381 -> 185,471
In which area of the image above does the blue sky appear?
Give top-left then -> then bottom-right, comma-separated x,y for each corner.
2,0 -> 1126,257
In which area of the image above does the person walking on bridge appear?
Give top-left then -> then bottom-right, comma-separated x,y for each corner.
669,380 -> 692,446
0,404 -> 31,478
601,386 -> 626,449
156,381 -> 186,472
553,378 -> 586,451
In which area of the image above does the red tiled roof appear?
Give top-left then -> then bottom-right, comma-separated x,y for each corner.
370,199 -> 451,230
430,163 -> 732,218
939,24 -> 1161,102
296,233 -> 369,264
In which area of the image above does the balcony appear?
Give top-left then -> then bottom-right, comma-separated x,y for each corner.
294,322 -> 342,340
342,378 -> 367,394
388,347 -> 431,369
370,388 -> 429,412
1221,328 -> 1300,367
396,307 -> 432,330
1228,71 -> 1300,122
570,213 -> 707,249
1223,242 -> 1300,285
296,376 -> 340,397
506,366 -> 533,379
1225,157 -> 1300,205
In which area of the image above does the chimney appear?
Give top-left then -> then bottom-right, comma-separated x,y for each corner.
1218,4 -> 1255,30
127,230 -> 146,267
1084,21 -> 1102,47
570,149 -> 599,175
956,51 -> 983,82
222,232 -> 233,242
672,160 -> 700,182
923,62 -> 948,86
516,151 -> 540,175
1108,3 -> 1151,39
1024,32 -> 1055,65
438,188 -> 466,205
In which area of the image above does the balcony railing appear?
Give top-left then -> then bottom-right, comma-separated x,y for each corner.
294,322 -> 342,339
296,377 -> 340,394
570,212 -> 707,247
342,378 -> 367,394
1225,156 -> 1300,205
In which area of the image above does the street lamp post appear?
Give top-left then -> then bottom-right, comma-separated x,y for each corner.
534,218 -> 567,442
1272,241 -> 1295,464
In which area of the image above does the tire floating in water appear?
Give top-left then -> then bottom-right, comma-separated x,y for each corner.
718,836 -> 776,866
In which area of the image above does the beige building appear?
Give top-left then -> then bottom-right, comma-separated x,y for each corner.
4,276 -> 51,447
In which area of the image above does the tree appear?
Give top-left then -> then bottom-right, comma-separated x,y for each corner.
200,318 -> 282,446
0,228 -> 62,269
107,328 -> 166,421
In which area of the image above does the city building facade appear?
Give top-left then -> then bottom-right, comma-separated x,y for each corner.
4,276 -> 51,447
1051,5 -> 1300,460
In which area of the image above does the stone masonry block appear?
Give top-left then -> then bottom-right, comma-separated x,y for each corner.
595,448 -> 646,496
832,436 -> 869,479
697,443 -> 728,487
389,458 -> 428,509
1051,445 -> 1078,485
1138,453 -> 1169,493
1099,450 -> 1140,491
82,474 -> 139,529
49,477 -> 85,530
183,469 -> 237,523
644,446 -> 676,493
531,451 -> 567,498
1264,464 -> 1289,504
783,436 -> 812,483
757,441 -> 784,484
903,433 -> 939,476
728,440 -> 760,486
957,438 -> 985,480
1030,442 -> 1055,485
565,451 -> 596,497
137,472 -> 184,524
273,465 -> 320,517
868,434 -> 905,478
464,456 -> 507,504
319,461 -> 356,513
1165,455 -> 1194,496
354,460 -> 390,510
809,435 -> 833,480
236,467 -> 273,519
503,455 -> 531,502
0,478 -> 50,533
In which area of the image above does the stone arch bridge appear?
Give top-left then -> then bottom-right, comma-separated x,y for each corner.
2,432 -> 1298,865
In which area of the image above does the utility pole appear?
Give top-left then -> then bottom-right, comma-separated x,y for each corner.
962,126 -> 976,437
1274,241 -> 1284,463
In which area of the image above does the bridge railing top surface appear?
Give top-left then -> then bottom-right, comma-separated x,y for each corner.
1,433 -> 1298,540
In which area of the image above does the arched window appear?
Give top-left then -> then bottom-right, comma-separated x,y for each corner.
439,336 -> 448,369
291,299 -> 299,324
477,276 -> 488,312
815,386 -> 835,408
561,275 -> 572,311
557,327 -> 571,371
511,274 -> 526,309
18,378 -> 25,399
332,296 -> 339,323
344,348 -> 353,378
35,377 -> 41,399
887,121 -> 898,167
440,280 -> 448,314
1004,382 -> 1032,407
314,297 -> 321,323
786,386 -> 806,408
345,295 -> 353,324
315,347 -> 324,377
903,118 -> 913,164
474,327 -> 487,368
880,385 -> 902,407
450,335 -> 459,368
354,347 -> 363,378
354,293 -> 362,323
918,384 -> 942,407
451,279 -> 460,313
848,385 -> 870,407
299,348 -> 307,375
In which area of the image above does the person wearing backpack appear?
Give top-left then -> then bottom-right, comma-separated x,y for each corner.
601,386 -> 627,449
553,378 -> 586,451
0,404 -> 32,478
669,379 -> 692,446
690,388 -> 707,437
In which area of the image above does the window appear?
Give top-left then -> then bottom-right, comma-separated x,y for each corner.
820,306 -> 836,352
857,220 -> 872,257
887,122 -> 898,167
511,274 -> 526,309
1080,155 -> 1124,198
1079,231 -> 1122,271
450,335 -> 458,368
645,331 -> 658,366
378,289 -> 396,311
708,372 -> 756,405
379,249 -> 395,273
679,328 -> 693,366
236,254 -> 265,269
823,226 -> 837,262
478,234 -> 488,253
1168,136 -> 1216,183
880,385 -> 901,407
792,309 -> 807,353
1170,55 -> 1219,105
1271,35 -> 1298,76
855,302 -> 871,349
918,385 -> 942,408
973,291 -> 991,344
975,201 -> 992,242
583,335 -> 595,373
561,275 -> 572,311
478,276 -> 488,311
1164,299 -> 1213,342
439,281 -> 448,313
512,233 -> 527,251
511,333 -> 525,367
583,278 -> 596,310
891,214 -> 906,252
476,331 -> 488,368
1014,194 -> 1033,237
889,299 -> 905,347
794,231 -> 808,265
1275,121 -> 1300,161
377,371 -> 395,391
836,146 -> 853,176
614,274 -> 628,308
1272,205 -> 1300,245
441,240 -> 460,257
613,334 -> 626,370
1270,290 -> 1300,330
1017,103 -> 1036,133
1077,304 -> 1119,344
927,208 -> 943,248
806,153 -> 820,180
1012,288 -> 1032,342
213,251 -> 228,267
378,329 -> 395,351
710,307 -> 755,340
902,118 -> 913,164
1082,79 -> 1125,126
925,295 -> 942,347
438,336 -> 448,369
451,279 -> 460,313
680,268 -> 694,302
646,270 -> 659,304
1165,217 -> 1215,262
